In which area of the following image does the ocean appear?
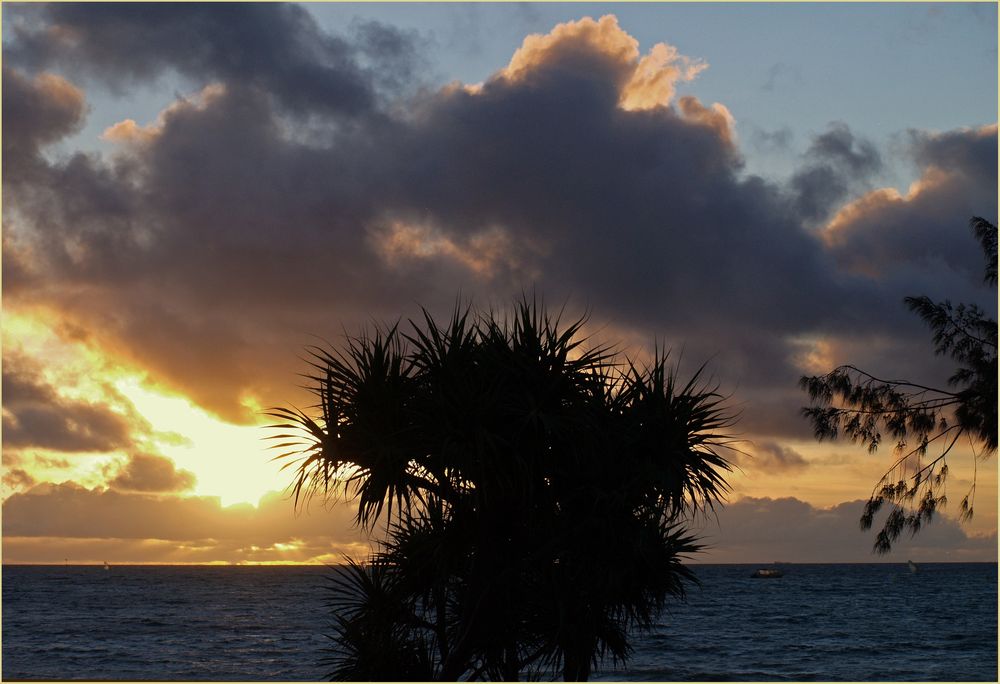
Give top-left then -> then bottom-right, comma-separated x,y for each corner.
2,563 -> 996,681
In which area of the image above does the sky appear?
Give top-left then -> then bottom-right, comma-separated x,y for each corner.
1,2 -> 997,565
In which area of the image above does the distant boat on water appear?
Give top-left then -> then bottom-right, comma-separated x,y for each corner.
103,561 -> 110,571
908,560 -> 918,573
751,568 -> 783,578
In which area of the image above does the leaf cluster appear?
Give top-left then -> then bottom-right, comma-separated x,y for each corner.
269,297 -> 738,680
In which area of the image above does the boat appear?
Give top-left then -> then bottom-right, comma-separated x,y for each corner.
103,561 -> 110,571
908,560 -> 918,574
751,568 -> 783,578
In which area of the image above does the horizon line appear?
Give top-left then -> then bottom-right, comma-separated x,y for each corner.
4,560 -> 997,567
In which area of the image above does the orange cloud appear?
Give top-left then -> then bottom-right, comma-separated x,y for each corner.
371,220 -> 523,278
622,42 -> 707,111
677,95 -> 736,146
499,15 -> 707,111
823,186 -> 909,248
32,72 -> 85,120
502,15 -> 638,82
101,118 -> 158,145
101,83 -> 228,147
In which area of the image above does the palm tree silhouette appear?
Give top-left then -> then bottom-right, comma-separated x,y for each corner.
269,298 -> 737,680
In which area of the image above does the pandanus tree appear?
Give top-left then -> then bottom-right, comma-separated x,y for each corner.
269,299 -> 737,681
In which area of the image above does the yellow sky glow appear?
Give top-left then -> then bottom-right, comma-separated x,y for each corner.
3,308 -> 995,564
3,309 -> 285,507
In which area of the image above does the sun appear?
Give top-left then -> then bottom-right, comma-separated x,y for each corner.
113,378 -> 283,507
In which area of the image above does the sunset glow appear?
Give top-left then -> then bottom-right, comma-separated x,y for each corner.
2,4 -> 995,568
3,308 -> 280,504
113,379 -> 279,507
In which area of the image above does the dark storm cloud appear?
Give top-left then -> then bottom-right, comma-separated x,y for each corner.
108,453 -> 196,493
362,46 -> 844,347
2,3 -> 425,118
2,9 -> 996,441
790,122 -> 882,223
1,355 -> 147,453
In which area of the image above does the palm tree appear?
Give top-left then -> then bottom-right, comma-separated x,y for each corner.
269,298 -> 738,680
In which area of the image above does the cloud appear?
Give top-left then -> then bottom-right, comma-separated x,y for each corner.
372,221 -> 516,279
694,496 -> 997,563
749,125 -> 793,153
0,15 -> 751,424
1,7 -> 995,453
676,95 -> 736,146
349,19 -> 432,100
741,440 -> 810,473
107,453 -> 196,493
2,3 -> 420,118
1,65 -> 86,180
761,61 -> 803,93
822,124 -> 997,294
2,468 -> 37,493
910,124 -> 998,179
1,353 -> 144,453
4,485 -> 993,565
790,122 -> 883,223
497,15 -> 707,113
2,535 -> 368,566
2,483 -> 371,564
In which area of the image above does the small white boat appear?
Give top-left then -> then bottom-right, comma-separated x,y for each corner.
908,560 -> 918,574
103,561 -> 111,571
751,568 -> 783,578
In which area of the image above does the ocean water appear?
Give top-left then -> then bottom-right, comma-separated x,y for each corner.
2,563 -> 996,681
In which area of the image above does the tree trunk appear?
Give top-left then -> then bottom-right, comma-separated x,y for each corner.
438,590 -> 484,681
434,583 -> 449,666
502,643 -> 519,681
562,643 -> 592,681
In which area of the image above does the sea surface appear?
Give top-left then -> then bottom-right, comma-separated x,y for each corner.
2,563 -> 996,681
